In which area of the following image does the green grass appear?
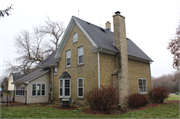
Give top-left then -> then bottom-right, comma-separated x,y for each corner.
166,95 -> 180,100
1,102 -> 179,118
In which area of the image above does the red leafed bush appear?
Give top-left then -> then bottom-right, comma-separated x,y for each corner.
85,85 -> 119,111
148,86 -> 169,103
127,93 -> 148,108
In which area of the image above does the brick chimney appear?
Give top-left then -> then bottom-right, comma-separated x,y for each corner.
113,11 -> 129,106
105,21 -> 111,31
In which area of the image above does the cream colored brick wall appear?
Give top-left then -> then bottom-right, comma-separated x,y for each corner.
128,59 -> 151,95
100,53 -> 116,86
53,24 -> 98,105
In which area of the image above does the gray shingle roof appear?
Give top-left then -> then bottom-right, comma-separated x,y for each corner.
12,69 -> 50,84
40,49 -> 59,66
11,73 -> 24,82
73,16 -> 153,62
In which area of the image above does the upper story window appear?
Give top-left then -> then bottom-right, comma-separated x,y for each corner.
66,50 -> 71,67
32,84 -> 46,96
73,33 -> 78,43
138,78 -> 147,94
78,46 -> 83,64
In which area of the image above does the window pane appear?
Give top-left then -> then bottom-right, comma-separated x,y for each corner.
73,33 -> 78,42
60,80 -> 63,87
37,90 -> 41,95
143,86 -> 147,92
66,50 -> 71,58
32,90 -> 36,96
78,88 -> 83,96
78,47 -> 83,56
65,88 -> 70,96
79,56 -> 83,64
143,80 -> 146,85
60,88 -> 62,96
42,84 -> 45,90
79,79 -> 83,87
139,86 -> 142,92
37,84 -> 40,90
65,80 -> 69,87
42,90 -> 45,95
67,58 -> 71,66
33,84 -> 36,89
139,79 -> 142,85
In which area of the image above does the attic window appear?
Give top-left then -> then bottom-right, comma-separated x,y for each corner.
73,33 -> 78,43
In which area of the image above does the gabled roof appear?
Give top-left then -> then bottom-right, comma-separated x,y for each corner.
12,69 -> 50,84
55,16 -> 153,62
40,49 -> 60,68
11,73 -> 24,82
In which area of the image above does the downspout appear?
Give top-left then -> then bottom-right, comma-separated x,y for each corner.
150,62 -> 153,90
97,48 -> 102,89
51,67 -> 53,103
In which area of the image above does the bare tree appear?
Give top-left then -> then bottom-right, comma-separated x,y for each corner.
0,4 -> 13,17
39,17 -> 65,50
4,17 -> 65,75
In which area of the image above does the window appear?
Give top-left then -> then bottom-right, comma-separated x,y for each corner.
73,33 -> 78,43
138,78 -> 147,94
77,78 -> 84,97
78,47 -> 83,64
66,50 -> 71,67
32,84 -> 46,96
59,79 -> 71,98
16,85 -> 25,96
54,67 -> 57,75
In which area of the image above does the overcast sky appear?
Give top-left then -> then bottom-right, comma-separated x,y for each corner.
0,0 -> 180,78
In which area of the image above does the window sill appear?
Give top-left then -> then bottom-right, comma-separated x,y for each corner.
73,41 -> 78,44
77,97 -> 85,100
59,96 -> 71,99
139,92 -> 148,95
77,63 -> 84,67
65,66 -> 71,69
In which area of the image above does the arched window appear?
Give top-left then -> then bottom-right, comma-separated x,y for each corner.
73,33 -> 78,43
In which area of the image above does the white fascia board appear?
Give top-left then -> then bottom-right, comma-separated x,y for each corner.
128,54 -> 152,63
91,46 -> 117,55
24,70 -> 50,84
54,17 -> 75,59
73,17 -> 97,47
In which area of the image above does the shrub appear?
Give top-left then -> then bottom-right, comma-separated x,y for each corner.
127,93 -> 148,108
148,86 -> 169,103
85,85 -> 119,111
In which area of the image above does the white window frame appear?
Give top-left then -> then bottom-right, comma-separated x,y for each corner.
59,78 -> 71,98
15,85 -> 25,96
31,83 -> 46,97
138,78 -> 147,94
54,67 -> 57,75
66,50 -> 71,67
78,46 -> 83,64
73,33 -> 78,43
77,78 -> 84,98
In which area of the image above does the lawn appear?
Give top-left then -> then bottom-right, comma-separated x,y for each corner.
166,94 -> 180,100
1,102 -> 179,118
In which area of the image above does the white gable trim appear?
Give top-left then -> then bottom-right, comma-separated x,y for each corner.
73,18 -> 97,47
54,16 -> 97,59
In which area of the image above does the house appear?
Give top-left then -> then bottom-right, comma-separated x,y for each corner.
13,11 -> 153,105
8,73 -> 24,91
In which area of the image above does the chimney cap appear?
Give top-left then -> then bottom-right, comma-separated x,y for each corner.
106,21 -> 110,23
115,11 -> 121,15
